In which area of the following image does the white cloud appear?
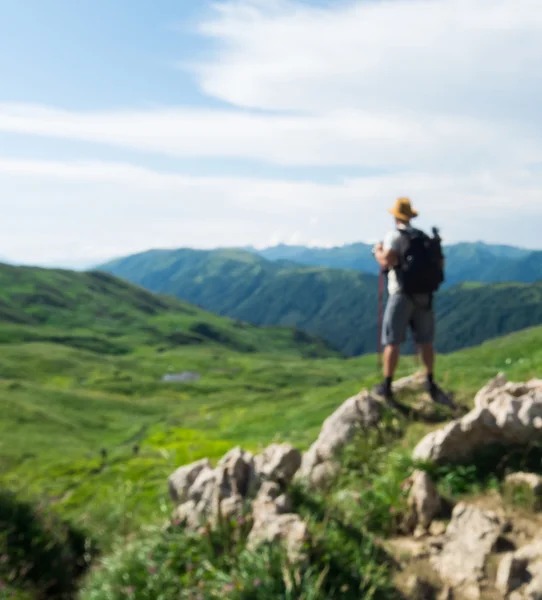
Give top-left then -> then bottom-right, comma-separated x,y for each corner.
1,158 -> 541,264
1,0 -> 542,262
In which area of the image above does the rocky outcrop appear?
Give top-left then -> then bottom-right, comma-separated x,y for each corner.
414,375 -> 542,464
247,481 -> 310,564
168,443 -> 307,561
431,503 -> 504,599
497,539 -> 542,599
405,470 -> 442,533
296,390 -> 381,489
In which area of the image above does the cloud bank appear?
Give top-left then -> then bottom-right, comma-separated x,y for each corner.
1,0 -> 541,262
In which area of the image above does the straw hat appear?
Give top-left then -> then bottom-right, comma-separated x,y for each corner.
388,197 -> 418,221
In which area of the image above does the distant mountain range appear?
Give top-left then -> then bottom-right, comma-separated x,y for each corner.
99,246 -> 542,357
247,241 -> 541,287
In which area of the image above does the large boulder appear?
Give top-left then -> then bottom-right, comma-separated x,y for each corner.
431,503 -> 504,599
414,375 -> 542,464
297,390 -> 381,489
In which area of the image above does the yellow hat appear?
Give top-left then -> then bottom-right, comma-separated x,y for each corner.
388,197 -> 418,220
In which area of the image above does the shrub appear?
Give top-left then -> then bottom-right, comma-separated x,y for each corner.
0,490 -> 96,599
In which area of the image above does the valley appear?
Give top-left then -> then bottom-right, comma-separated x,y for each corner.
100,247 -> 542,356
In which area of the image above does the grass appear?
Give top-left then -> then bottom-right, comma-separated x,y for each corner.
1,263 -> 541,597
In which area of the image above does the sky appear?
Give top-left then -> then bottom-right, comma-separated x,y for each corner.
1,0 -> 541,267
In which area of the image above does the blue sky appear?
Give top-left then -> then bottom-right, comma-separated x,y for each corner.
1,0 -> 541,266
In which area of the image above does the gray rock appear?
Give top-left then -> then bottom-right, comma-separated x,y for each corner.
431,503 -> 503,599
168,458 -> 211,505
254,443 -> 302,486
414,376 -> 542,464
496,553 -> 528,595
407,470 -> 442,531
297,390 -> 381,488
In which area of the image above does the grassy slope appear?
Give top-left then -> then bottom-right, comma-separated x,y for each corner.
1,262 -> 541,597
0,262 -> 338,358
2,323 -> 542,542
99,248 -> 542,356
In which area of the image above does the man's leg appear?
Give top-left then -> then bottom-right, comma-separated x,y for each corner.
411,297 -> 445,402
373,294 -> 411,399
419,342 -> 434,377
383,344 -> 401,379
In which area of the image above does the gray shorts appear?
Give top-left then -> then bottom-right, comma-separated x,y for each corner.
382,293 -> 435,346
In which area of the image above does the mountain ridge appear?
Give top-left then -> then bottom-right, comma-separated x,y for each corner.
98,248 -> 542,357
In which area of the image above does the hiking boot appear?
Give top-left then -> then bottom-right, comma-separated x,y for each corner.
426,380 -> 449,405
372,381 -> 395,404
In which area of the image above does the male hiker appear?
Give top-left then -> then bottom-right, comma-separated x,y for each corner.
372,197 -> 445,403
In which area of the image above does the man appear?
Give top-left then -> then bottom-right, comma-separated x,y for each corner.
372,197 -> 445,403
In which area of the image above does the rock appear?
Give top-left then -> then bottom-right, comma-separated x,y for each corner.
505,472 -> 542,496
414,376 -> 542,464
431,503 -> 503,599
474,372 -> 508,408
217,446 -> 255,497
496,553 -> 528,595
174,500 -> 201,528
393,371 -> 426,393
297,390 -> 381,488
437,586 -> 453,600
248,483 -> 310,564
525,572 -> 542,600
429,521 -> 447,537
516,539 -> 542,563
217,494 -> 245,523
306,460 -> 340,490
189,466 -> 216,503
493,539 -> 542,599
406,575 -> 434,600
407,470 -> 442,531
254,443 -> 302,486
168,458 -> 211,504
387,537 -> 429,560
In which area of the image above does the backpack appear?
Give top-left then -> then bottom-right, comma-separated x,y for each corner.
395,227 -> 445,295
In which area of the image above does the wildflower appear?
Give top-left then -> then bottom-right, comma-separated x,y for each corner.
186,562 -> 194,572
223,583 -> 235,593
148,566 -> 157,575
389,507 -> 396,514
253,579 -> 261,587
237,516 -> 245,526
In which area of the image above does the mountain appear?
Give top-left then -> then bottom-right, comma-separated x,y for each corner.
99,249 -> 542,356
254,242 -> 376,274
250,241 -> 539,286
0,262 -> 338,358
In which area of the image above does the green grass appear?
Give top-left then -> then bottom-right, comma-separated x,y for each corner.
1,261 -> 542,598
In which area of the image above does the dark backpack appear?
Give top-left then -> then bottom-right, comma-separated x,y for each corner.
395,227 -> 445,295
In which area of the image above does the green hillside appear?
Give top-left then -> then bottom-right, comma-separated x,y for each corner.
0,262 -> 338,358
100,249 -> 542,356
1,263 -> 542,597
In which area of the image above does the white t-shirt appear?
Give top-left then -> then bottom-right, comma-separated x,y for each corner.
383,223 -> 414,295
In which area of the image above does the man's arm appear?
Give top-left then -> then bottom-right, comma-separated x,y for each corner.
373,242 -> 398,271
